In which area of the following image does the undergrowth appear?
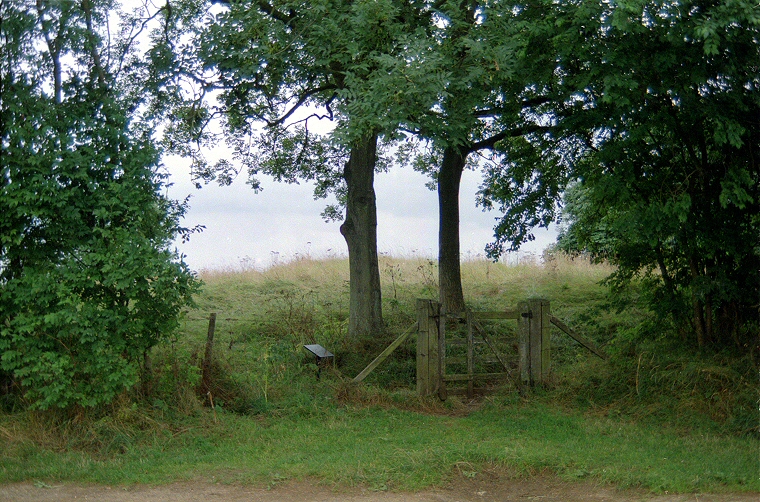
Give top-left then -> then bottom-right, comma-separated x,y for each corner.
1,253 -> 757,492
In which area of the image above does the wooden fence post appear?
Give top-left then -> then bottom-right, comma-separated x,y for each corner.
518,299 -> 551,388
542,300 -> 551,381
527,299 -> 551,385
518,301 -> 531,387
416,299 -> 440,396
201,312 -> 217,394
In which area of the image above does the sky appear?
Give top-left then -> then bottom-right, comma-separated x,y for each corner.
165,156 -> 558,271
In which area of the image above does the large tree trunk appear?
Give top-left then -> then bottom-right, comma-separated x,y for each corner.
340,133 -> 384,338
438,146 -> 467,314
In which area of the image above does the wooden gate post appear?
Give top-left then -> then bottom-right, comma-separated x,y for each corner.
529,299 -> 551,385
518,299 -> 551,387
517,301 -> 531,387
416,299 -> 440,396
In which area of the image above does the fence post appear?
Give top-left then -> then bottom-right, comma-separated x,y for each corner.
517,301 -> 531,387
540,300 -> 551,380
416,299 -> 440,397
527,299 -> 551,385
466,309 -> 474,399
201,312 -> 217,394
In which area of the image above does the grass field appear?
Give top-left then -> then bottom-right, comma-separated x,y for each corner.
1,254 -> 758,493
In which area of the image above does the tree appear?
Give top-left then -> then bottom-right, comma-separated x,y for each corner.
156,0 -> 441,338
410,0 -> 561,313
0,0 -> 199,408
488,0 -> 760,351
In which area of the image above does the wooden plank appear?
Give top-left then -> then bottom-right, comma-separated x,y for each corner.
416,300 -> 430,396
526,299 -> 551,385
416,299 -> 440,396
446,356 -> 509,365
473,310 -> 520,320
550,316 -> 607,360
528,299 -> 543,385
353,323 -> 417,383
427,301 -> 440,395
541,300 -> 551,381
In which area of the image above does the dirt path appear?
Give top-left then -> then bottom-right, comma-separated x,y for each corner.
1,475 -> 756,502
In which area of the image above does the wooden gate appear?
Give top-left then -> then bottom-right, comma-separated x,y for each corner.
416,298 -> 551,399
353,298 -> 606,396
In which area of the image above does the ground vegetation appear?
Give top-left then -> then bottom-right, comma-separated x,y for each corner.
1,256 -> 756,494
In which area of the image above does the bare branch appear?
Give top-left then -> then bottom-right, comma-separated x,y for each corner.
115,2 -> 169,78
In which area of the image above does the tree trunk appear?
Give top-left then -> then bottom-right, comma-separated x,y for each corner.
340,133 -> 384,338
689,256 -> 707,349
692,295 -> 707,349
438,146 -> 467,314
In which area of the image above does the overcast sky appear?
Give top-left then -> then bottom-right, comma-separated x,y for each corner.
165,157 -> 558,271
136,0 -> 558,272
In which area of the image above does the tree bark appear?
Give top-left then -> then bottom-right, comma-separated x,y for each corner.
438,146 -> 467,314
340,133 -> 384,338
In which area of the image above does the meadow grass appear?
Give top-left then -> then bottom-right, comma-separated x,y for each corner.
1,254 -> 757,493
1,396 -> 757,492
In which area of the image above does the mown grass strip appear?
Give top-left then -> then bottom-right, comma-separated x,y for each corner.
2,401 -> 757,493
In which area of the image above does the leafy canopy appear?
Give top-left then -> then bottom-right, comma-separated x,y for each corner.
546,0 -> 760,349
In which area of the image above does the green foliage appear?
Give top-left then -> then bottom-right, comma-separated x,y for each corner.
477,0 -> 760,351
0,0 -> 199,409
154,0 -> 439,193
556,0 -> 759,351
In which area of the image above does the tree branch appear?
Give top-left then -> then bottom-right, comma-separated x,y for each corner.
115,1 -> 170,78
468,124 -> 552,153
267,84 -> 336,127
81,0 -> 107,88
